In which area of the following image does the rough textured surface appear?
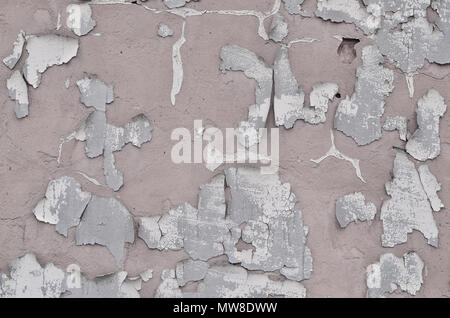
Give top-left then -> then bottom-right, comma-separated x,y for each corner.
1,0 -> 450,299
335,192 -> 376,228
366,252 -> 424,298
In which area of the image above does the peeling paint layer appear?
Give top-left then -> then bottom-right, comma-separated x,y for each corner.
23,34 -> 79,88
406,89 -> 447,161
418,165 -> 444,212
220,45 -> 273,146
3,30 -> 26,69
33,176 -> 91,237
283,0 -> 307,15
381,152 -> 439,247
163,0 -> 198,9
383,116 -> 408,141
6,70 -> 29,119
77,75 -> 114,112
66,3 -> 97,36
335,192 -> 376,228
334,45 -> 394,145
366,252 -> 424,298
175,259 -> 209,287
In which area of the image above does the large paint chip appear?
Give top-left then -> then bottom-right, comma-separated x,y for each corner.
381,152 -> 439,247
335,192 -> 376,228
66,3 -> 97,36
366,252 -> 424,298
269,13 -> 289,43
2,30 -> 26,69
406,89 -> 447,161
220,45 -> 273,146
334,45 -> 394,145
23,34 -> 79,88
76,196 -> 135,265
33,176 -> 91,237
7,70 -> 29,119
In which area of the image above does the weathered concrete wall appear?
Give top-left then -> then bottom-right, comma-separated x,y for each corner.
0,0 -> 449,297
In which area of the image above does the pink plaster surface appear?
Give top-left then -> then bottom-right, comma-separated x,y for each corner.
0,0 -> 449,297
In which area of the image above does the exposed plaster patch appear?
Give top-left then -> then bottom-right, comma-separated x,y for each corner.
383,116 -> 409,141
334,45 -> 394,146
311,130 -> 366,183
219,45 -> 273,147
406,89 -> 447,161
6,70 -> 29,119
2,30 -> 26,69
76,195 -> 135,266
66,3 -> 97,36
23,34 -> 79,88
158,23 -> 174,37
269,13 -> 289,43
171,21 -> 186,106
366,252 -> 424,298
33,176 -> 91,237
418,165 -> 444,212
0,253 -> 65,298
381,152 -> 439,247
335,192 -> 376,228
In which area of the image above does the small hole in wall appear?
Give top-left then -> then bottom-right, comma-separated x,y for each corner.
335,93 -> 341,98
337,38 -> 360,64
427,6 -> 439,24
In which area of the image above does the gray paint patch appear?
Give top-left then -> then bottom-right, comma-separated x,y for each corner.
273,46 -> 339,128
6,70 -> 29,119
2,30 -> 26,69
224,167 -> 312,281
315,0 -> 380,35
334,45 -> 394,145
219,45 -> 273,147
366,252 -> 424,298
335,192 -> 376,228
156,265 -> 307,298
163,0 -> 198,9
23,34 -> 79,88
269,13 -> 289,43
77,75 -> 114,112
66,3 -> 97,36
76,196 -> 135,265
381,152 -> 439,247
33,176 -> 91,237
282,0 -> 307,15
157,23 -> 174,37
383,116 -> 408,141
406,89 -> 447,161
418,165 -> 444,212
175,259 -> 209,287
0,253 -> 65,298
